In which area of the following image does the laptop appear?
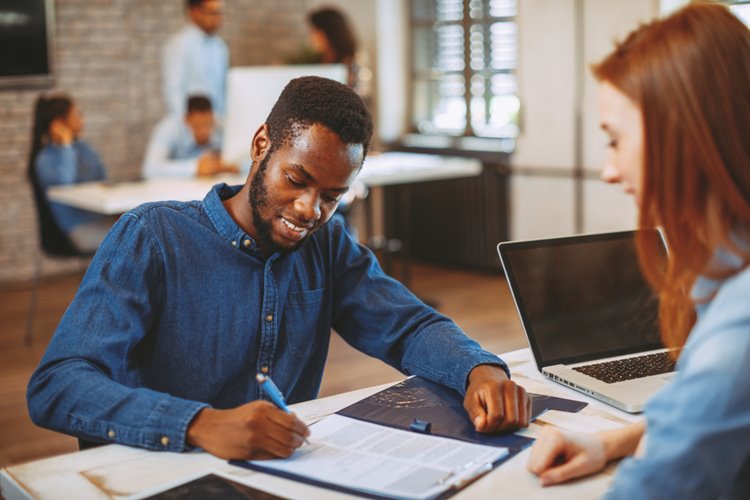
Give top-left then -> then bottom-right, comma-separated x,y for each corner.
497,230 -> 676,413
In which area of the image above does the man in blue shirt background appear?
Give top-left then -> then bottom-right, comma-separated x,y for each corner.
162,0 -> 228,118
28,76 -> 531,460
142,95 -> 239,179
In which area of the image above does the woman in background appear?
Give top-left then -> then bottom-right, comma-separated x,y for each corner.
29,94 -> 113,253
288,7 -> 372,102
527,3 -> 750,498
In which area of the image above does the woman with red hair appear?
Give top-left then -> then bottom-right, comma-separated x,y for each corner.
527,3 -> 750,497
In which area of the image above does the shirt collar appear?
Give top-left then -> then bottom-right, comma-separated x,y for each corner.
202,183 -> 265,257
691,228 -> 750,306
186,23 -> 216,41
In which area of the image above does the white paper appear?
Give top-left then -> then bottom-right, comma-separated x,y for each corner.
247,414 -> 508,500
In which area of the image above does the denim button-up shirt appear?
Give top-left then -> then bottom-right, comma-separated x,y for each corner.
607,244 -> 750,499
28,184 -> 505,452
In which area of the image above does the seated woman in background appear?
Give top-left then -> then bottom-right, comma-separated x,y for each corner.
527,3 -> 750,498
29,94 -> 114,253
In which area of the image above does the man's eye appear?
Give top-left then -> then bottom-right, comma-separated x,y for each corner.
286,175 -> 304,187
324,195 -> 340,203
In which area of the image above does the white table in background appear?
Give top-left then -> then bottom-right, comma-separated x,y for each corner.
46,152 -> 482,216
1,348 -> 640,500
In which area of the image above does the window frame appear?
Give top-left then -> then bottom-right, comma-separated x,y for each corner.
407,0 -> 519,143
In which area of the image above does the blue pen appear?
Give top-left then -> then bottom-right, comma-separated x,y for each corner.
256,373 -> 310,444
256,373 -> 291,413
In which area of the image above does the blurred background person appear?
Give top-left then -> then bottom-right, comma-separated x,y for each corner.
28,94 -> 114,253
287,6 -> 372,104
142,95 -> 238,179
163,0 -> 228,119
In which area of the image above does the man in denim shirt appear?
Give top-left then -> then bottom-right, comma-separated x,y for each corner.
28,77 -> 531,460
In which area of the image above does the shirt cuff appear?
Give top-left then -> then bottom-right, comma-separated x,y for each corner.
142,396 -> 210,452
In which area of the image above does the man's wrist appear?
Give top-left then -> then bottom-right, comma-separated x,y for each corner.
186,407 -> 215,448
467,363 -> 508,388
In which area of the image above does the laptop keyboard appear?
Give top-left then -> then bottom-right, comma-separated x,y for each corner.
572,352 -> 676,384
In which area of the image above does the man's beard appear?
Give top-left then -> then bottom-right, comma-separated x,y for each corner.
248,154 -> 312,255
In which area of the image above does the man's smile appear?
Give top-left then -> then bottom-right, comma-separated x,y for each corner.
279,216 -> 311,241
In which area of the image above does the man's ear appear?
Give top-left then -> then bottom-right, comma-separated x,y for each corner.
250,124 -> 271,162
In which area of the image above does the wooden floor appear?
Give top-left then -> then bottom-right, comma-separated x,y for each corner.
0,261 -> 526,468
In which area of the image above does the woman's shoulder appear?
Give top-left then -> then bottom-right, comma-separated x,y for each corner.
682,265 -> 750,374
35,143 -> 74,165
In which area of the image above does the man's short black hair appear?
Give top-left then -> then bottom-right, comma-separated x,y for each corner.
265,76 -> 373,159
186,0 -> 206,8
187,95 -> 213,114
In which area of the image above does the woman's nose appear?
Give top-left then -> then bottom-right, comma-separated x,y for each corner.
601,163 -> 621,184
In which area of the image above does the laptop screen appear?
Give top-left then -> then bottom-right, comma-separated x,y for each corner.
498,230 -> 666,367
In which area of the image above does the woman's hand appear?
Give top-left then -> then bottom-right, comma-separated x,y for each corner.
49,119 -> 74,146
527,427 -> 607,486
527,422 -> 645,486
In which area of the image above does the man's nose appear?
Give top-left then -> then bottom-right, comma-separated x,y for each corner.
601,163 -> 621,184
294,193 -> 321,223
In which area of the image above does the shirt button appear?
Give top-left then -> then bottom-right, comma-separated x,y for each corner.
161,436 -> 170,447
231,240 -> 238,247
265,314 -> 273,322
107,429 -> 116,438
243,239 -> 251,247
261,366 -> 269,374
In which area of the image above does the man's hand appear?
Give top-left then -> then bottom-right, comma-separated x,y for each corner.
186,401 -> 310,460
219,162 -> 240,174
463,364 -> 531,432
196,151 -> 222,176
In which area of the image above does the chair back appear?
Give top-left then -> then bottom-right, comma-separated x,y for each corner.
29,167 -> 80,256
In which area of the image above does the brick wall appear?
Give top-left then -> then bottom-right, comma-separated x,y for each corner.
0,0 -> 315,283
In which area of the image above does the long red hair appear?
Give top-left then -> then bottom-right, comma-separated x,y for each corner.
592,3 -> 750,353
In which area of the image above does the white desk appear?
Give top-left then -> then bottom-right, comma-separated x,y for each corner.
46,152 -> 482,216
1,348 -> 640,500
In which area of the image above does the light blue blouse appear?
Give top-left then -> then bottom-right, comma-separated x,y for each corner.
608,243 -> 750,499
34,141 -> 108,233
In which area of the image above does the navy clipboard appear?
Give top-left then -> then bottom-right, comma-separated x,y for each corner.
336,376 -> 587,454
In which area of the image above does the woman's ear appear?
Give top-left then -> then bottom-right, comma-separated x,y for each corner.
250,124 -> 271,162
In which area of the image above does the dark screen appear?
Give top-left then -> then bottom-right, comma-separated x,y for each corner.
501,231 -> 665,366
0,0 -> 51,78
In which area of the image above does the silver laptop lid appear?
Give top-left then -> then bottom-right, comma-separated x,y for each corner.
497,230 -> 667,371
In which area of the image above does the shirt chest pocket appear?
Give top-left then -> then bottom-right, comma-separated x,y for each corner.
281,288 -> 328,360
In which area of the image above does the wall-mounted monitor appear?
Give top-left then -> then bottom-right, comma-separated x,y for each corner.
0,0 -> 55,89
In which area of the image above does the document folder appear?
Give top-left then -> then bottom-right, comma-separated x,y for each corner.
230,377 -> 587,499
